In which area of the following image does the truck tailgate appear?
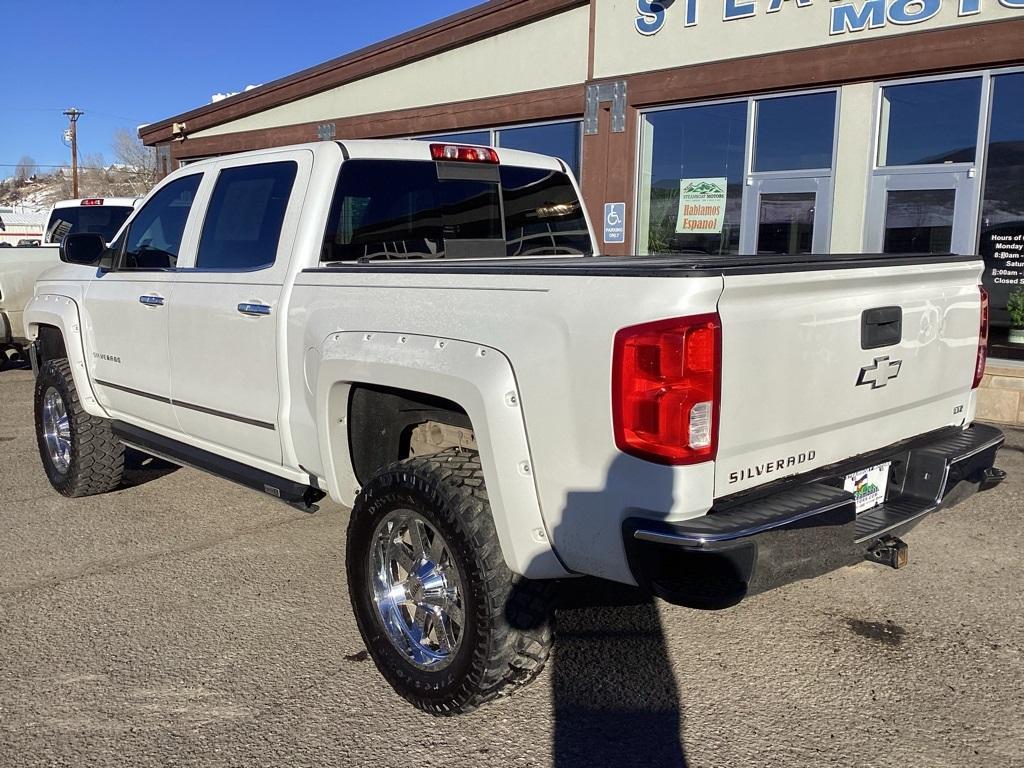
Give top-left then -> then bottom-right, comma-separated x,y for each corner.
715,258 -> 984,497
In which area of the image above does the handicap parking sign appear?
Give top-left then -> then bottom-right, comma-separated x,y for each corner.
604,202 -> 625,245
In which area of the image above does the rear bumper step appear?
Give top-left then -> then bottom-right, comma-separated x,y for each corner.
624,423 -> 1005,609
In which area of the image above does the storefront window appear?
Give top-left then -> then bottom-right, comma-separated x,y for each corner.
757,193 -> 816,254
416,130 -> 492,146
883,189 -> 955,254
638,102 -> 747,255
754,93 -> 836,172
496,122 -> 582,180
414,122 -> 583,180
979,72 -> 1024,357
878,78 -> 982,166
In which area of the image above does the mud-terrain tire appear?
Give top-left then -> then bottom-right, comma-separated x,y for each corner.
34,358 -> 125,497
347,450 -> 554,715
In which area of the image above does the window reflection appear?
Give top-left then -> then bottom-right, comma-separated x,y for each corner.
879,79 -> 982,166
757,193 -> 816,254
883,189 -> 955,254
754,93 -> 836,172
639,102 -> 747,255
497,122 -> 582,180
415,131 -> 492,146
980,72 -> 1024,342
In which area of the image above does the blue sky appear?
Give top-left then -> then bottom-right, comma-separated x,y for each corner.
0,0 -> 480,179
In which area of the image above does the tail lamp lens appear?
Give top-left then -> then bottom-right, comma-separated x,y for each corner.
612,314 -> 722,465
429,144 -> 499,164
973,286 -> 989,390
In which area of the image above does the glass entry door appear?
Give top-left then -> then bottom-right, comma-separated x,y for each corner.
741,176 -> 832,255
866,171 -> 977,255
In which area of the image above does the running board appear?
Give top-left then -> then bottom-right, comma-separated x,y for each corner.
111,421 -> 325,512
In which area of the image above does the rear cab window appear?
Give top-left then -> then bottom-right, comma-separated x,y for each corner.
44,204 -> 134,244
321,160 -> 591,262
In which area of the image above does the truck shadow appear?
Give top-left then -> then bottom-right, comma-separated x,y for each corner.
525,453 -> 689,766
550,580 -> 689,767
122,447 -> 180,488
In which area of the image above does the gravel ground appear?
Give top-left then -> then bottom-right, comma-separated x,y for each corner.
1,365 -> 1022,768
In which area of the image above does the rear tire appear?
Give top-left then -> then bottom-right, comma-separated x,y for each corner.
347,450 -> 554,715
34,358 -> 125,497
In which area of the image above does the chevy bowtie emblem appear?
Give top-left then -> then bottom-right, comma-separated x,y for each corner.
857,356 -> 903,390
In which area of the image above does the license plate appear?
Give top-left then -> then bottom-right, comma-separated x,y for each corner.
844,462 -> 891,515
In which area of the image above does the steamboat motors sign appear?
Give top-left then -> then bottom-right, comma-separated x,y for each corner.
676,178 -> 728,234
635,0 -> 1023,36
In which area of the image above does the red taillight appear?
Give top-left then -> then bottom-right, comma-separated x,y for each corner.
973,286 -> 990,390
612,314 -> 722,465
80,198 -> 104,206
430,144 -> 499,164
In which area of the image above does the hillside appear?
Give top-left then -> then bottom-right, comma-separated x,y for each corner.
0,165 -> 156,212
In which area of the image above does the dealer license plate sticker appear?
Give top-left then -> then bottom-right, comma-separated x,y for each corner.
844,462 -> 891,515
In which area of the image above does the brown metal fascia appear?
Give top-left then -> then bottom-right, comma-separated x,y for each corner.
141,0 -> 589,144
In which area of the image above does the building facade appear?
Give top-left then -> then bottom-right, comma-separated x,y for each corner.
141,0 -> 1024,424
0,209 -> 45,247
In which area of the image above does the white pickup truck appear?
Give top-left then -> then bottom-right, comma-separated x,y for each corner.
23,140 -> 1006,714
0,198 -> 136,364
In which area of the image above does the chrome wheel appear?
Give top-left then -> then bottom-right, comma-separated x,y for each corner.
369,509 -> 465,670
42,387 -> 71,475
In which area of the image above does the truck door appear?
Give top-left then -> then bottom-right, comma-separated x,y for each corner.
83,174 -> 203,430
167,151 -> 309,466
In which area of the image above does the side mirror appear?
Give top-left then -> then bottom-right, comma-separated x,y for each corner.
60,233 -> 106,265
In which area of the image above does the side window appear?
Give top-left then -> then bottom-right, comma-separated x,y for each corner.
195,161 -> 297,270
121,175 -> 201,270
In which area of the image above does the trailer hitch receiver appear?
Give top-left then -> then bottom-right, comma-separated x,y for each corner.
866,536 -> 909,569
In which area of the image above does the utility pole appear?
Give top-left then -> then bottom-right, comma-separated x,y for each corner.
63,108 -> 84,198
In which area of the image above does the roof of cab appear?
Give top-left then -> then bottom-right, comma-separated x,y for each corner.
176,138 -> 566,174
51,197 -> 141,210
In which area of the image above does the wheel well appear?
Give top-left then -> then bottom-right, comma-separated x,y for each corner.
36,324 -> 67,364
348,383 -> 473,486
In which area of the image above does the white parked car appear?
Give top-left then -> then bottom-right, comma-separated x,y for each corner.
0,198 -> 137,364
23,140 -> 1006,713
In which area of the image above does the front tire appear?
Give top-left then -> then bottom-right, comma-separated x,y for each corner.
34,358 -> 125,497
347,450 -> 553,715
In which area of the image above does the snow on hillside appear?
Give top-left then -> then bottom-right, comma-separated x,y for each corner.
0,164 -> 155,212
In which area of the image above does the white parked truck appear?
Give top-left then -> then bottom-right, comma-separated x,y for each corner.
23,140 -> 1006,714
1,198 -> 136,363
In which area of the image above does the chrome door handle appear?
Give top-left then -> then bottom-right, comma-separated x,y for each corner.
237,303 -> 272,317
139,295 -> 165,307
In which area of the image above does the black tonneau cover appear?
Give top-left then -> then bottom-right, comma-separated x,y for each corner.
307,253 -> 978,278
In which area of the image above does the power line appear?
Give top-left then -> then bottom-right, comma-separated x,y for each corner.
3,106 -> 150,123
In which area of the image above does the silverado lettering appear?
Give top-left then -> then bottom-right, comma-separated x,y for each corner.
728,451 -> 818,485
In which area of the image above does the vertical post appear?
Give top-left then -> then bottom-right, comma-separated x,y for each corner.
581,84 -> 636,256
63,108 -> 84,198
